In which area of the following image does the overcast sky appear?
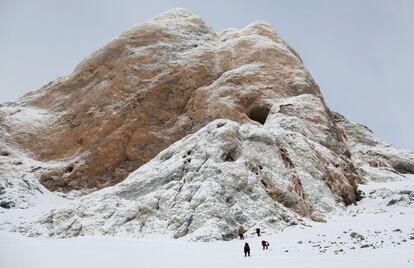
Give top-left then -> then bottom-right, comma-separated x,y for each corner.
0,0 -> 413,149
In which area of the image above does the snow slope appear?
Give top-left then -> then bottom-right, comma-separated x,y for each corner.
1,175 -> 413,268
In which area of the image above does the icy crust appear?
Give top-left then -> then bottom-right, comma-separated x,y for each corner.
333,113 -> 414,182
6,95 -> 363,241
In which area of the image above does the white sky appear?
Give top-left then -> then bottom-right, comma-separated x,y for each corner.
0,0 -> 413,149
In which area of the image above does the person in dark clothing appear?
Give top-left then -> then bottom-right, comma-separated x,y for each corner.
256,228 -> 261,237
238,226 -> 246,240
261,240 -> 269,250
244,242 -> 251,257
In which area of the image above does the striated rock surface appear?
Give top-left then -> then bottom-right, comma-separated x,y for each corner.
0,9 -> 413,240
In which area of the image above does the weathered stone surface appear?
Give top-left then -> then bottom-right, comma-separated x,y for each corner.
1,8 -> 328,192
18,117 -> 357,240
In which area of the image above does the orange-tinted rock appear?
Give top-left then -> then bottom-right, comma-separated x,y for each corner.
1,9 -> 328,192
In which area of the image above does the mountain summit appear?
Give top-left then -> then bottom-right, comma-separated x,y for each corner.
0,9 -> 413,240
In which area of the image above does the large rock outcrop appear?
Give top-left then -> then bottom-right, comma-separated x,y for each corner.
16,109 -> 355,240
1,9 -> 327,192
0,9 -> 413,240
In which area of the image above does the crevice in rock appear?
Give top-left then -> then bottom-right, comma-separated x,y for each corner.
339,129 -> 348,141
225,196 -> 233,204
247,105 -> 271,124
216,121 -> 227,128
277,145 -> 295,169
155,198 -> 160,210
187,184 -> 201,203
31,166 -> 41,172
222,148 -> 240,162
63,219 -> 78,233
73,225 -> 83,237
291,175 -> 306,200
261,177 -> 312,217
261,178 -> 295,208
0,151 -> 10,156
172,174 -> 187,205
65,165 -> 74,173
196,156 -> 209,173
323,167 -> 354,206
249,165 -> 259,175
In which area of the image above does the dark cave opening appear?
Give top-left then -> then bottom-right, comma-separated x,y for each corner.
247,105 -> 271,125
65,165 -> 74,173
223,149 -> 240,162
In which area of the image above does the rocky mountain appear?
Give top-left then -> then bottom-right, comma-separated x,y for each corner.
0,9 -> 413,240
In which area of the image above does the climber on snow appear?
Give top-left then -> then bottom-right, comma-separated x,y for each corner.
244,242 -> 251,257
261,240 -> 270,250
238,225 -> 246,240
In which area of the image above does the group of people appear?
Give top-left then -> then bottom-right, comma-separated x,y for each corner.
238,226 -> 270,257
243,241 -> 269,257
238,226 -> 264,239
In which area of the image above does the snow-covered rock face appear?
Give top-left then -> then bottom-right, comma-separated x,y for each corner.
333,113 -> 414,182
0,9 -> 413,241
12,95 -> 362,240
0,106 -> 62,209
18,118 -> 330,240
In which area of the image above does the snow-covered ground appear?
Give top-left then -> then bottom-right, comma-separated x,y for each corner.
1,175 -> 413,268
